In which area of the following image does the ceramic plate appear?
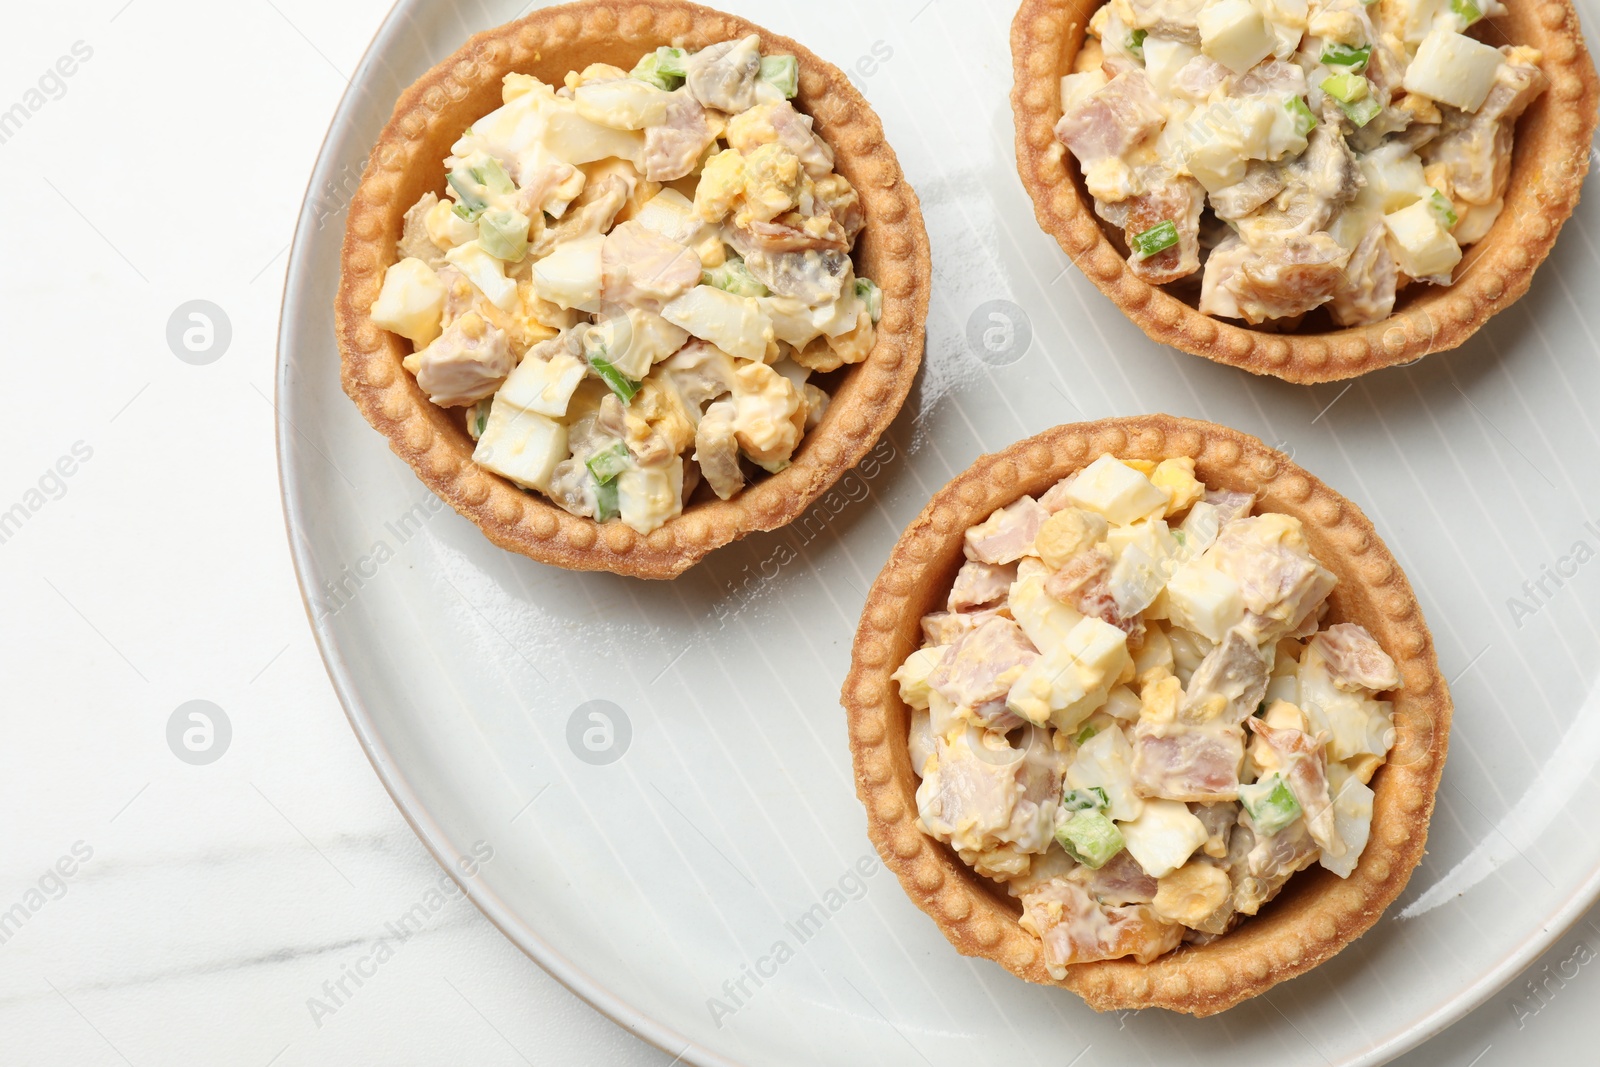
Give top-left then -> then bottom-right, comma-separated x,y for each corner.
277,1 -> 1600,1063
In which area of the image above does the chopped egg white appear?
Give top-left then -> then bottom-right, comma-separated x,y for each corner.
445,241 -> 518,312
497,351 -> 587,417
472,396 -> 568,492
1384,198 -> 1462,280
1064,455 -> 1169,526
572,78 -> 671,129
1404,29 -> 1505,112
1121,799 -> 1208,878
661,285 -> 776,363
1198,0 -> 1277,75
371,258 -> 446,347
1007,616 -> 1131,729
617,459 -> 684,534
1164,561 -> 1245,644
1142,39 -> 1199,94
532,235 -> 606,313
893,647 -> 945,710
1008,571 -> 1086,653
1320,764 -> 1375,878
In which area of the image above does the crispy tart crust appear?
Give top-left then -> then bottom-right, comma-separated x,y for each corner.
335,0 -> 930,579
1010,0 -> 1600,384
841,414 -> 1452,1015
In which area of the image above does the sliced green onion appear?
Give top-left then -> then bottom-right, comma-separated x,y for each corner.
631,46 -> 687,90
1321,73 -> 1369,104
1320,43 -> 1371,71
701,255 -> 769,297
1074,723 -> 1098,746
586,442 -> 631,485
468,400 -> 490,440
759,55 -> 799,98
1131,219 -> 1179,259
656,46 -> 688,78
585,331 -> 642,403
1061,786 -> 1109,813
483,160 -> 514,190
448,174 -> 486,220
1127,28 -> 1148,59
1428,189 -> 1458,228
1240,773 -> 1302,836
1322,74 -> 1380,126
478,208 -> 530,262
1285,95 -> 1318,136
594,477 -> 620,521
856,277 -> 883,323
1055,810 -> 1125,869
630,54 -> 672,90
447,156 -> 515,221
1335,94 -> 1383,127
1171,529 -> 1188,547
1451,0 -> 1483,24
589,355 -> 641,403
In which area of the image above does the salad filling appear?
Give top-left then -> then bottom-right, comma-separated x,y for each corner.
892,455 -> 1400,973
370,37 -> 880,534
1055,0 -> 1546,326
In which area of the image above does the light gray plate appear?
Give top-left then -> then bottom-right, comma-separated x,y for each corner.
277,1 -> 1600,1063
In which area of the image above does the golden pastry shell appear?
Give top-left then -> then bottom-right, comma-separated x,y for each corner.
335,0 -> 930,579
841,414 -> 1452,1015
1009,0 -> 1600,383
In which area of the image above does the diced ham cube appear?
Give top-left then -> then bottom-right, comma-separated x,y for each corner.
1100,177 -> 1206,285
919,609 -> 999,647
948,560 -> 1018,612
1310,623 -> 1400,692
1203,489 -> 1254,525
1132,723 -> 1245,802
642,90 -> 716,182
964,497 -> 1049,565
1199,232 -> 1352,325
1020,878 -> 1183,975
414,312 -> 514,407
928,617 -> 1039,710
1067,846 -> 1159,906
1054,70 -> 1166,165
918,736 -> 1018,848
1182,628 -> 1269,723
1038,473 -> 1080,514
1230,815 -> 1319,916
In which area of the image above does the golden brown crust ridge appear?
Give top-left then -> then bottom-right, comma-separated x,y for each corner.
841,414 -> 1452,1015
1009,0 -> 1600,383
335,0 -> 930,578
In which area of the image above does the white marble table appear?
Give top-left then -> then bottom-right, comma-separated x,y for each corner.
2,1 -> 1596,1063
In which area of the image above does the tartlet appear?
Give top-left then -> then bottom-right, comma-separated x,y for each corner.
1010,0 -> 1598,383
336,0 -> 929,579
841,414 -> 1451,1015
